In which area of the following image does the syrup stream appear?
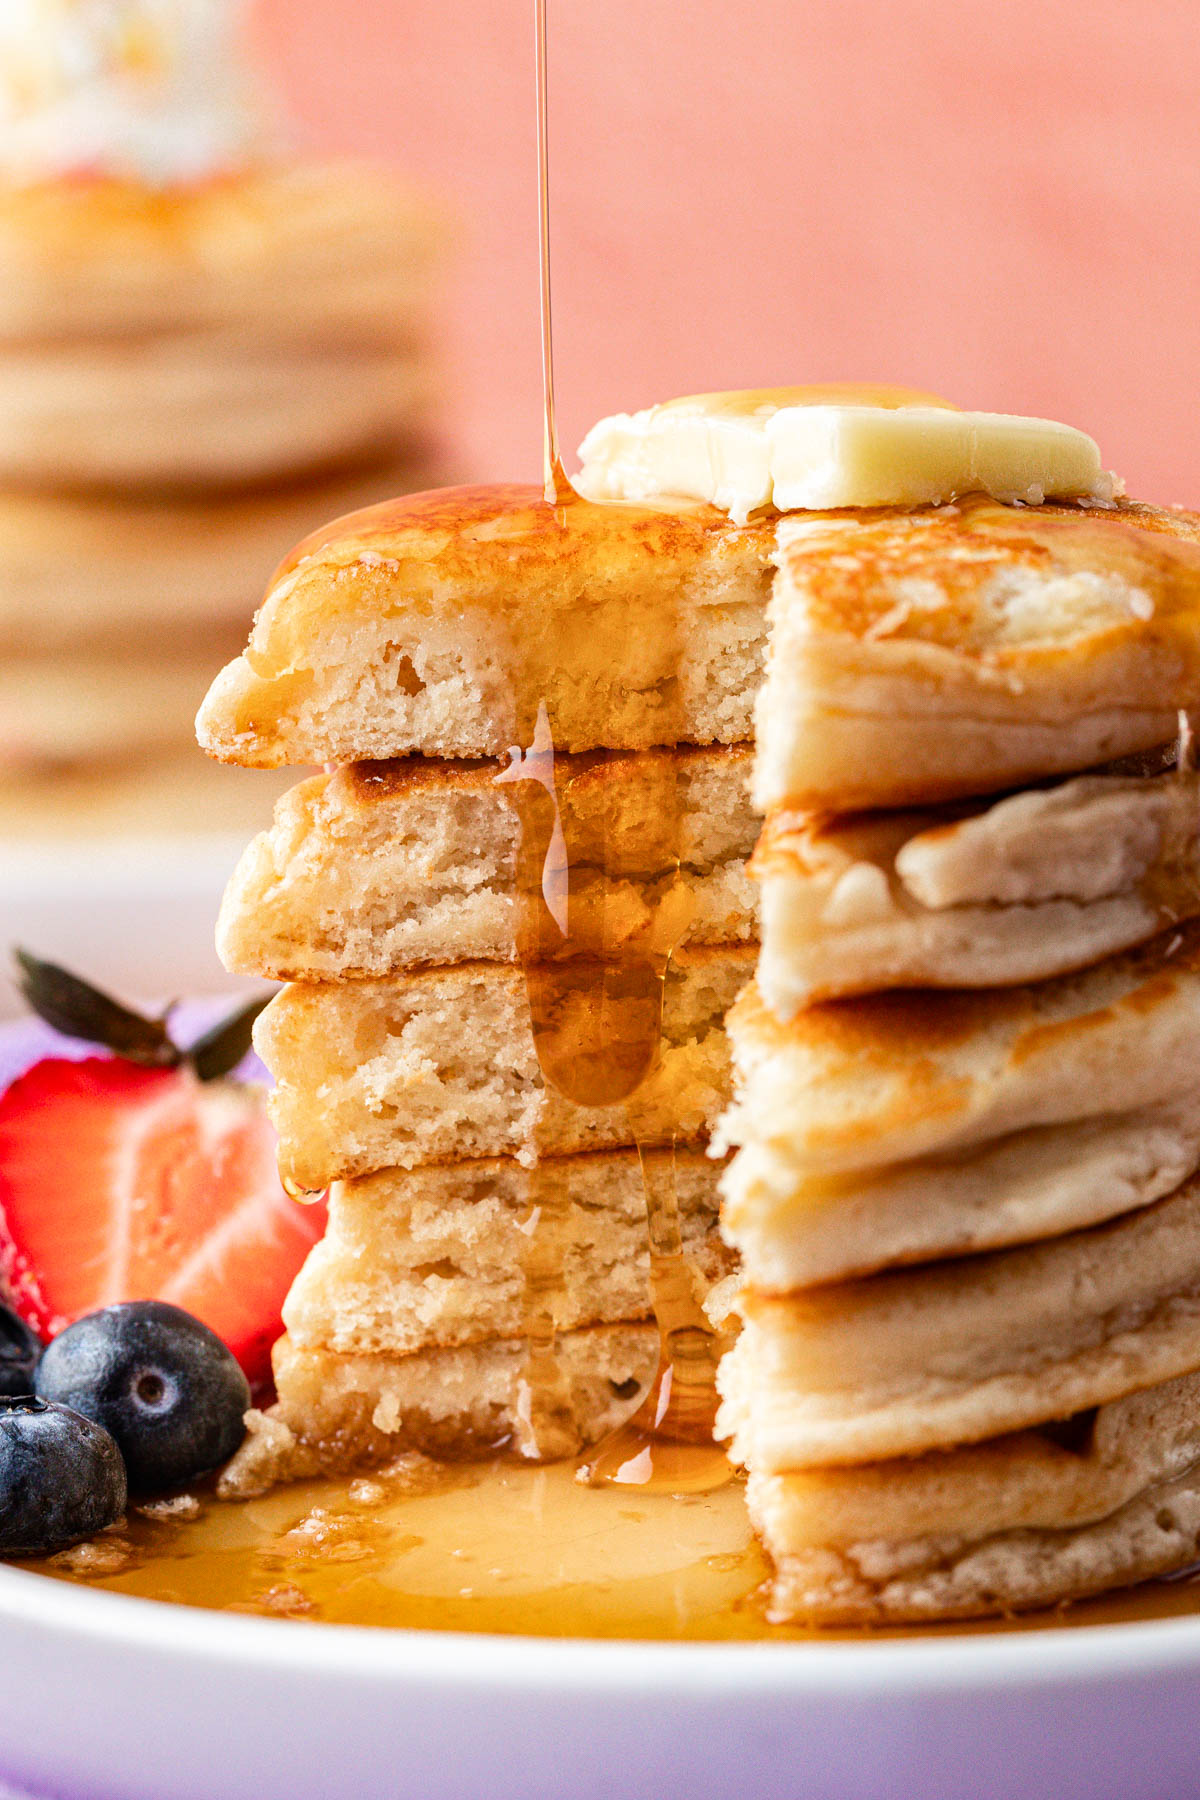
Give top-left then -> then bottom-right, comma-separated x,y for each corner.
515,0 -> 727,1485
535,0 -> 571,506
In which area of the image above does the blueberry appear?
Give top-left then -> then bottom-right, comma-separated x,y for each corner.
36,1301 -> 250,1495
0,1395 -> 126,1556
0,1305 -> 42,1398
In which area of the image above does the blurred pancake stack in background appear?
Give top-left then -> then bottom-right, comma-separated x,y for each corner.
0,0 -> 447,843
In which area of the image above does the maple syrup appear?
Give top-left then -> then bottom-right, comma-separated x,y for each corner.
496,686 -> 727,1477
29,1453 -> 1200,1641
492,0 -> 725,1485
653,384 -> 957,418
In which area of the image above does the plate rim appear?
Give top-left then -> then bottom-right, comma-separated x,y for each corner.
5,1558 -> 1200,1699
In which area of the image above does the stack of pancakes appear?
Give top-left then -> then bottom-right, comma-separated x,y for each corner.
200,484 -> 776,1476
0,163 -> 443,824
716,497 -> 1200,1625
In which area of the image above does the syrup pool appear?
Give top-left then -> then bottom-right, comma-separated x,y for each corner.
25,1457 -> 1200,1641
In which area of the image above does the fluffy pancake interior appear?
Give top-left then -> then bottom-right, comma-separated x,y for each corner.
718,1173 -> 1200,1471
255,944 -> 754,1189
218,745 -> 759,981
196,483 -> 774,764
283,1148 -> 730,1358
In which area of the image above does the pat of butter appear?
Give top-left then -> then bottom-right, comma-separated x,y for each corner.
575,387 -> 1116,525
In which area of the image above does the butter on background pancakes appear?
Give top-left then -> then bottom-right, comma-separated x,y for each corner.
0,0 -> 270,190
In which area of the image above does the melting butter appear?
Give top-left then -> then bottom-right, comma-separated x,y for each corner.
576,385 -> 1116,525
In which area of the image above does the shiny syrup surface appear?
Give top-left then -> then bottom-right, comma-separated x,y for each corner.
29,1455 -> 1200,1640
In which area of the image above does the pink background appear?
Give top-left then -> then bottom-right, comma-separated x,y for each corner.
256,0 -> 1200,503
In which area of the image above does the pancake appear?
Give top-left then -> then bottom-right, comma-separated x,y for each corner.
254,943 -> 753,1190
196,484 -> 775,766
0,162 -> 443,345
222,1322 -> 660,1480
723,1098 -> 1200,1290
218,745 -> 758,981
283,1148 -> 729,1358
754,763 -> 1200,1014
748,1368 -> 1200,1625
0,333 -> 434,492
717,923 -> 1200,1180
755,497 -> 1200,812
0,453 -> 439,653
0,637 -> 247,769
717,1173 -> 1200,1471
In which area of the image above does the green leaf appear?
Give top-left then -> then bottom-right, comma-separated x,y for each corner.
13,949 -> 179,1067
187,994 -> 272,1083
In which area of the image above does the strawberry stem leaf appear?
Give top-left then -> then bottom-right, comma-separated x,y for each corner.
13,949 -> 180,1067
187,995 -> 271,1083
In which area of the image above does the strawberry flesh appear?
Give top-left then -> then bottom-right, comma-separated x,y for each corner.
0,1057 -> 325,1385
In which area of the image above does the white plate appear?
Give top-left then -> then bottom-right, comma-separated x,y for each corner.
1,1566 -> 1200,1800
3,838 -> 1200,1800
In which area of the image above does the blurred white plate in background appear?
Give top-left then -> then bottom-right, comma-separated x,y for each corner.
0,836 -> 256,1017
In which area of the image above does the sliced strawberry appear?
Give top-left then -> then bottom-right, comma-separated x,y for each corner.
0,1057 -> 326,1386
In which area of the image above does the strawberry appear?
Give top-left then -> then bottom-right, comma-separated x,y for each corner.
0,952 -> 326,1387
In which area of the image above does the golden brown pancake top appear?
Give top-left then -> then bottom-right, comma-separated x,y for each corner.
269,482 -> 774,610
778,495 -> 1200,649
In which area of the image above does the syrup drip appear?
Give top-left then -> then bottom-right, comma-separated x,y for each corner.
498,0 -> 725,1477
535,0 -> 572,507
578,1138 -> 730,1494
281,1173 -> 326,1204
498,714 -> 723,1470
